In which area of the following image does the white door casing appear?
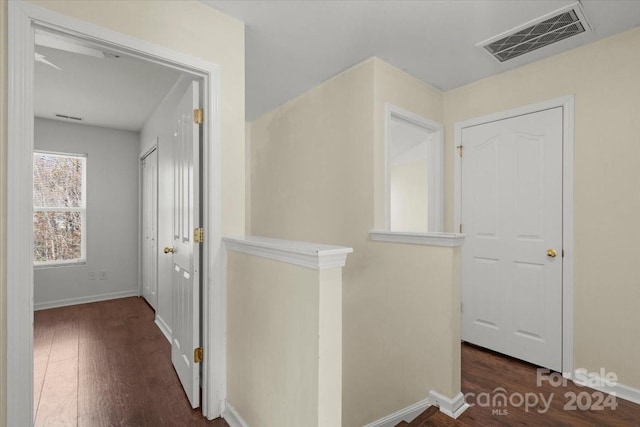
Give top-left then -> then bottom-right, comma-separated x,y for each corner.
460,107 -> 564,371
170,81 -> 202,408
142,148 -> 158,310
7,2 -> 225,424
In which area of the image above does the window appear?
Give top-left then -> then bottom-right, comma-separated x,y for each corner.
386,104 -> 444,232
33,151 -> 86,266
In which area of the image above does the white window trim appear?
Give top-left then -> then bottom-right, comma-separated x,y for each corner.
369,230 -> 464,247
385,103 -> 444,232
33,151 -> 87,266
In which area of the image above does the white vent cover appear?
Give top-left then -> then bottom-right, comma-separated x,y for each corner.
54,113 -> 83,121
477,2 -> 592,62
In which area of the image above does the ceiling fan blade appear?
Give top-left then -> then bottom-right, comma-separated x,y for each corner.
35,29 -> 105,59
35,52 -> 62,71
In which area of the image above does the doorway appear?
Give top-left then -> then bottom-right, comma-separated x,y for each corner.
7,2 -> 225,424
32,25 -> 202,419
454,96 -> 575,375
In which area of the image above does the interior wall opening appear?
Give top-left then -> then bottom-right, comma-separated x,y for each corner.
31,26 -> 208,425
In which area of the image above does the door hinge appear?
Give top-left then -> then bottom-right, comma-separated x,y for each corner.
459,224 -> 463,233
457,145 -> 464,157
562,249 -> 565,258
194,347 -> 203,363
194,227 -> 204,243
193,108 -> 203,124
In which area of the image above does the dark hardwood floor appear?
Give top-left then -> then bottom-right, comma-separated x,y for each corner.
36,298 -> 640,426
34,297 -> 228,427
404,343 -> 640,426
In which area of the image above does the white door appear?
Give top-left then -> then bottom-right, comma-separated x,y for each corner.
167,81 -> 202,408
461,107 -> 563,371
142,148 -> 158,309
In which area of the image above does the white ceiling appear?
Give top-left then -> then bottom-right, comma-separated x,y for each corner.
35,38 -> 183,132
204,0 -> 640,121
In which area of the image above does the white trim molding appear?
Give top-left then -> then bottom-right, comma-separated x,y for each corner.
154,315 -> 172,344
222,402 -> 250,427
571,371 -> 640,406
33,290 -> 138,311
223,236 -> 353,270
363,397 -> 431,427
363,390 -> 469,427
370,230 -> 465,247
454,95 -> 575,376
428,390 -> 469,419
7,1 -> 224,423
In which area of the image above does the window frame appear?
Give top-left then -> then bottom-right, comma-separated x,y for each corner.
33,150 -> 87,267
384,103 -> 444,233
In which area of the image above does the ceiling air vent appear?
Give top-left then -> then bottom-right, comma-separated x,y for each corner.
54,113 -> 83,121
477,2 -> 592,62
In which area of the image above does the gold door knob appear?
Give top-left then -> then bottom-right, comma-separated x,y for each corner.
164,247 -> 174,254
546,248 -> 558,258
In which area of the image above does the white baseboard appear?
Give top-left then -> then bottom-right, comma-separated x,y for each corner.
154,315 -> 172,344
572,371 -> 640,406
428,390 -> 469,419
222,402 -> 249,427
363,397 -> 431,427
34,289 -> 138,310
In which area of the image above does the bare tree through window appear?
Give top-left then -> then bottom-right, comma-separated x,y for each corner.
33,152 -> 86,264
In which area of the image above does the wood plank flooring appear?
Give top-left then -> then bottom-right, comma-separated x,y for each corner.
37,298 -> 640,426
405,343 -> 640,426
34,297 -> 228,427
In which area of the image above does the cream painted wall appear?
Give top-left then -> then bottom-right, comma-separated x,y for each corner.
443,27 -> 640,391
390,160 -> 429,232
245,121 -> 252,234
249,58 -> 460,426
2,2 -> 244,425
0,0 -> 8,423
227,252 -> 320,426
227,252 -> 342,426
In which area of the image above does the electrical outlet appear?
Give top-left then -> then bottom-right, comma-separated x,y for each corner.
99,270 -> 108,280
88,271 -> 96,280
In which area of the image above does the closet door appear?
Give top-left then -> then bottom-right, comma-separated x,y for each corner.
142,148 -> 158,310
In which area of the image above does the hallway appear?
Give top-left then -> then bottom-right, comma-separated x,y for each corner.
33,297 -> 227,426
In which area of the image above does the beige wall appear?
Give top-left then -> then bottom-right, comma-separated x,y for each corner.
390,160 -> 429,232
227,252 -> 342,426
1,2 -> 244,425
249,58 -> 460,426
227,252 -> 320,426
443,27 -> 640,391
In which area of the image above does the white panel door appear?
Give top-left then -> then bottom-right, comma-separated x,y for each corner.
461,107 -> 563,371
142,148 -> 158,310
168,81 -> 201,408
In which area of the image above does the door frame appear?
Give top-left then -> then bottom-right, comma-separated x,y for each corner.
7,1 -> 226,424
453,96 -> 574,377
